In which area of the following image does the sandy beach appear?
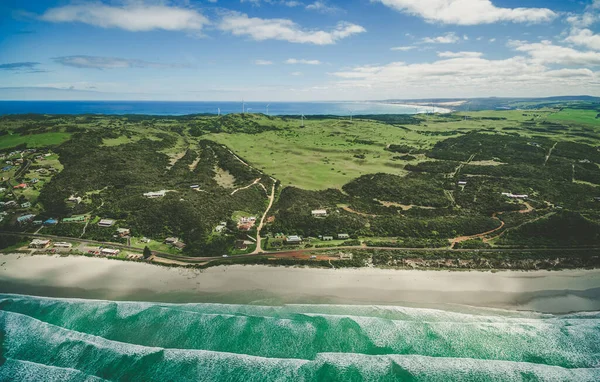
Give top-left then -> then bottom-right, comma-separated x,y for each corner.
1,253 -> 599,313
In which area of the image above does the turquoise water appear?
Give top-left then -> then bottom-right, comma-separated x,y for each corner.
0,294 -> 599,381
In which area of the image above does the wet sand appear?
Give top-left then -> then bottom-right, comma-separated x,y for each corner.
1,253 -> 599,313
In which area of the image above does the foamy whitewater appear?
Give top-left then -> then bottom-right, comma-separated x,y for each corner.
0,294 -> 598,381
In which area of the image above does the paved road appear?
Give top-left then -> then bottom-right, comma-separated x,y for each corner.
2,231 -> 598,266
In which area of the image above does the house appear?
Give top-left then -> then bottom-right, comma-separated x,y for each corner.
17,214 -> 35,224
98,219 -> 116,227
594,197 -> 600,202
62,216 -> 86,223
338,253 -> 353,260
501,192 -> 528,199
143,190 -> 167,198
239,216 -> 257,223
190,185 -> 199,189
53,242 -> 73,249
172,241 -> 186,250
101,248 -> 120,256
29,239 -> 51,249
458,181 -> 467,186
235,240 -> 248,250
0,188 -> 6,193
13,183 -> 27,189
285,235 -> 302,244
337,233 -> 350,240
21,202 -> 32,208
266,216 -> 275,223
165,237 -> 179,245
322,236 -> 334,241
215,224 -> 227,233
116,228 -> 131,237
2,201 -> 17,208
311,209 -> 328,217
30,178 -> 39,184
238,223 -> 254,231
141,237 -> 151,243
43,218 -> 58,225
67,196 -> 82,204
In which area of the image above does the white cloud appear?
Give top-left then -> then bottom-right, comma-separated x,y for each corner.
437,51 -> 483,58
421,32 -> 460,44
218,12 -> 365,44
291,71 -> 303,76
390,46 -> 415,51
285,58 -> 321,65
306,1 -> 339,14
565,29 -> 600,51
374,0 -> 556,25
40,3 -> 208,32
328,54 -> 599,98
509,40 -> 600,66
254,59 -> 274,65
53,55 -> 187,69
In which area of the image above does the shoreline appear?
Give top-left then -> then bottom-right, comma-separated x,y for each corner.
1,253 -> 599,313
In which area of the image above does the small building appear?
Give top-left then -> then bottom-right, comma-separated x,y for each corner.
266,216 -> 275,223
322,236 -> 334,241
501,192 -> 528,199
141,237 -> 151,243
17,214 -> 35,224
29,239 -> 51,249
190,185 -> 200,189
337,233 -> 350,240
311,209 -> 328,218
13,183 -> 27,189
274,233 -> 285,239
143,190 -> 167,198
215,224 -> 227,233
338,253 -> 353,260
165,237 -> 179,245
63,216 -> 86,223
21,202 -> 32,208
101,248 -> 120,256
2,201 -> 17,208
116,228 -> 131,237
30,178 -> 39,184
43,218 -> 58,225
67,196 -> 82,204
235,240 -> 248,250
53,242 -> 73,249
0,187 -> 6,193
98,219 -> 116,227
239,216 -> 256,223
594,197 -> 600,202
238,223 -> 253,231
33,220 -> 43,225
286,235 -> 302,244
458,181 -> 467,186
172,241 -> 186,250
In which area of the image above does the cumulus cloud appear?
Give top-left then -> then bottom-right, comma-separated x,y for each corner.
285,58 -> 321,64
421,32 -> 460,44
305,1 -> 339,14
374,0 -> 556,25
328,54 -> 599,98
565,29 -> 600,51
53,55 -> 187,69
509,40 -> 600,66
39,3 -> 209,32
217,12 -> 365,44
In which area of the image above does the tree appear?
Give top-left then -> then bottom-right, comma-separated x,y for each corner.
143,246 -> 152,259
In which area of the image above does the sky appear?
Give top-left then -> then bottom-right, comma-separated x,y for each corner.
1,0 -> 600,101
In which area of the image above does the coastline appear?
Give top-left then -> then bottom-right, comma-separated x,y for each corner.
1,253 -> 599,313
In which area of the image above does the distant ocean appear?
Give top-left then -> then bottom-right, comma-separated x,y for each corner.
0,101 -> 447,116
1,294 -> 599,381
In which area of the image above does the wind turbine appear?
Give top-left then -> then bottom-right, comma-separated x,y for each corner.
242,99 -> 245,114
217,107 -> 221,116
266,104 -> 270,116
301,114 -> 305,127
349,108 -> 354,122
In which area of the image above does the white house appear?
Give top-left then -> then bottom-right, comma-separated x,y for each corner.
143,190 -> 167,198
337,233 -> 350,240
53,242 -> 73,248
101,248 -> 120,256
286,235 -> 302,244
311,209 -> 328,217
501,192 -> 528,199
98,219 -> 116,227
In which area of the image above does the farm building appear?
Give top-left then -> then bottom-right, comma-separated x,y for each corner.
44,219 -> 58,225
458,181 -> 467,186
53,242 -> 73,248
501,192 -> 528,199
337,233 -> 350,240
63,216 -> 86,223
286,235 -> 302,244
311,209 -> 328,217
143,190 -> 167,198
165,237 -> 180,245
101,248 -> 120,256
29,239 -> 51,249
17,214 -> 35,224
322,236 -> 334,241
116,228 -> 131,237
98,219 -> 116,227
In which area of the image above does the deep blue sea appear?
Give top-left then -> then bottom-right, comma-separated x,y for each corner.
0,101 -> 442,116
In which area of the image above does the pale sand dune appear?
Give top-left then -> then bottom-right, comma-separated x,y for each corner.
1,254 -> 599,313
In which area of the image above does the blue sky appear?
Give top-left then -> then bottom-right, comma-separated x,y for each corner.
1,0 -> 599,101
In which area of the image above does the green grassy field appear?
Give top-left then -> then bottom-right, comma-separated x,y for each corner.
0,132 -> 71,150
545,109 -> 600,126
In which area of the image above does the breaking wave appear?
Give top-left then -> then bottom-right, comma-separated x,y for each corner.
0,294 -> 598,381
